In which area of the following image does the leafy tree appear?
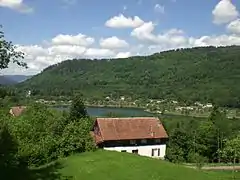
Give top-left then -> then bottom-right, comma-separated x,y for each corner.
221,135 -> 240,163
0,25 -> 27,69
69,94 -> 89,121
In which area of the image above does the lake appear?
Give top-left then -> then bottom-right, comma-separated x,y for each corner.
55,106 -> 153,117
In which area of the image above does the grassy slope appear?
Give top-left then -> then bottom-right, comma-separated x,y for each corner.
56,150 -> 231,180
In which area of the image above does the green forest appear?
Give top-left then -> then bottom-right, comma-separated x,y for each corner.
16,46 -> 240,108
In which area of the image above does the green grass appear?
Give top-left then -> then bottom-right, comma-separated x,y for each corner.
5,150 -> 238,179
53,150 -> 233,180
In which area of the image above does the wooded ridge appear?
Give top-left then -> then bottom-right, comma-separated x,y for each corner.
17,46 -> 240,108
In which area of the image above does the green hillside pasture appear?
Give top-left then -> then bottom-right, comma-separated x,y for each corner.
56,150 -> 232,180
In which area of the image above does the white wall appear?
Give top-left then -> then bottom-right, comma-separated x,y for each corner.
104,144 -> 166,159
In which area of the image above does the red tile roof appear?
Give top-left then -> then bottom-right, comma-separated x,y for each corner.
93,117 -> 168,144
9,106 -> 26,117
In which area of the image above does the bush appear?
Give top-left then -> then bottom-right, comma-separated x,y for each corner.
7,102 -> 95,167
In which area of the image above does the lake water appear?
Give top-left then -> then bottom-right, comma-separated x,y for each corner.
55,106 -> 153,117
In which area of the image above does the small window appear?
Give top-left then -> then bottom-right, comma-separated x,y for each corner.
130,140 -> 136,145
158,148 -> 160,156
132,149 -> 138,154
152,148 -> 160,157
151,149 -> 155,156
155,139 -> 161,143
141,139 -> 147,144
121,150 -> 127,152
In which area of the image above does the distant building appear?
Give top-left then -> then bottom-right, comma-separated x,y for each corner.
120,96 -> 125,101
91,117 -> 168,159
9,106 -> 27,117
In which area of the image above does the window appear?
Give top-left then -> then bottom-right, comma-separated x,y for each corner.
155,139 -> 161,143
152,148 -> 160,157
132,149 -> 138,154
141,139 -> 147,144
130,140 -> 136,145
121,150 -> 127,152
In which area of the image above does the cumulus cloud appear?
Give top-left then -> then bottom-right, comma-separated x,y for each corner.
212,0 -> 239,24
131,21 -> 188,48
115,52 -> 131,58
99,36 -> 129,49
105,14 -> 144,28
154,4 -> 165,14
0,0 -> 33,13
84,48 -> 115,58
51,34 -> 94,46
227,19 -> 240,34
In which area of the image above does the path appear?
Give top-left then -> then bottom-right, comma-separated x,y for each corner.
186,165 -> 240,170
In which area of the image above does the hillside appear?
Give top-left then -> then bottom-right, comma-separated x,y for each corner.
0,75 -> 31,85
4,75 -> 32,83
31,151 -> 236,180
17,46 -> 240,107
0,76 -> 16,85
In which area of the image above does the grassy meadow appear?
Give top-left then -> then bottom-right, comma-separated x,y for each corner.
38,150 -> 237,180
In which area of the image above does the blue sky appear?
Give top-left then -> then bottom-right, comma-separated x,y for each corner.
1,0 -> 240,75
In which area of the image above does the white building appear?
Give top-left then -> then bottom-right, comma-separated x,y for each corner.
91,117 -> 168,159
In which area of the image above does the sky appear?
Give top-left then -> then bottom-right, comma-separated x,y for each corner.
1,0 -> 240,75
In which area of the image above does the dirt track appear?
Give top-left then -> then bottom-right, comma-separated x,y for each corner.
201,166 -> 240,170
186,165 -> 240,170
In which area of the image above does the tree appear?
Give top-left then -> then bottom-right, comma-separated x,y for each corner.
69,94 -> 89,121
0,25 -> 27,70
221,135 -> 240,179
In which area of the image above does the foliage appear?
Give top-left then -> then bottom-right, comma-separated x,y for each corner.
58,120 -> 95,157
221,135 -> 240,163
0,25 -> 27,69
17,46 -> 240,107
6,98 -> 95,166
164,106 -> 240,164
69,93 -> 89,121
0,118 -> 19,170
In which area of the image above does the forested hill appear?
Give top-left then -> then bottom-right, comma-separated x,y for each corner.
17,46 -> 240,107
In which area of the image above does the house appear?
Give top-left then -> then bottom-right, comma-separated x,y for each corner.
91,117 -> 168,159
9,106 -> 26,117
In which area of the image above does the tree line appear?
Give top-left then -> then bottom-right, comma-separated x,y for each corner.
163,107 -> 240,167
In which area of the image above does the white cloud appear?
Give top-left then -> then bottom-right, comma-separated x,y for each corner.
131,22 -> 157,43
51,34 -> 95,46
115,52 -> 131,58
190,34 -> 240,47
131,22 -> 188,48
99,36 -> 129,49
84,48 -> 115,58
227,19 -> 240,34
48,45 -> 86,56
154,4 -> 165,14
212,0 -> 239,24
0,0 -> 33,13
105,14 -> 144,28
